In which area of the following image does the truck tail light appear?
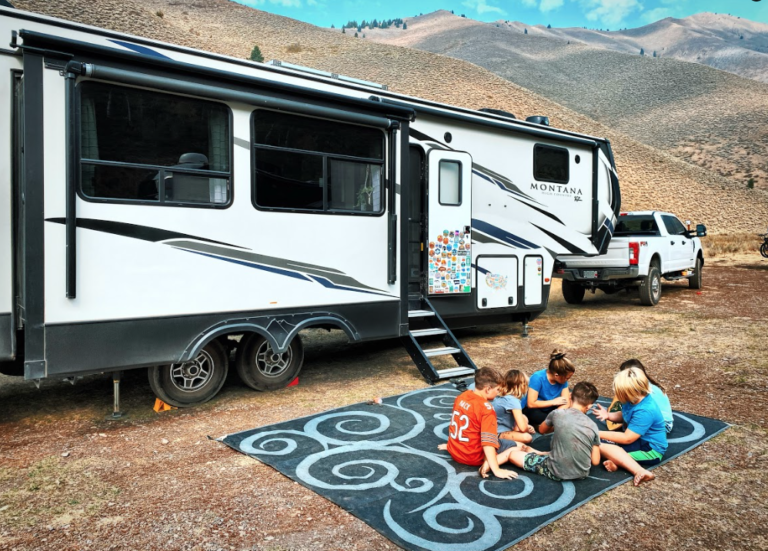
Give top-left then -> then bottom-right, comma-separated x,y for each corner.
628,242 -> 639,265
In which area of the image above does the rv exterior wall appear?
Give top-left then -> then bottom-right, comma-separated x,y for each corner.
0,52 -> 18,360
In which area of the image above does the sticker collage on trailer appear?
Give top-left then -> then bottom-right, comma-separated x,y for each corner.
428,228 -> 471,295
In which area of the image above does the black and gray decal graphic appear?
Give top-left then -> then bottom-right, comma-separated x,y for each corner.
47,218 -> 392,296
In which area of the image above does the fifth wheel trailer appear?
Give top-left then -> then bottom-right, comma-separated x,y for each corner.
0,7 -> 620,406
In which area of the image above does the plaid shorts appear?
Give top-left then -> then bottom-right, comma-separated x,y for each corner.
523,453 -> 561,482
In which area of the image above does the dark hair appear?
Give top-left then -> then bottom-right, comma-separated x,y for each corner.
548,349 -> 576,377
619,359 -> 665,393
571,381 -> 599,406
474,367 -> 503,390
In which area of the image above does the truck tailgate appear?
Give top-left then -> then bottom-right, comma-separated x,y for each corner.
560,238 -> 630,268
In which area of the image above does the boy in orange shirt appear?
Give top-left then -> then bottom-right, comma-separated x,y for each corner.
444,367 -> 518,479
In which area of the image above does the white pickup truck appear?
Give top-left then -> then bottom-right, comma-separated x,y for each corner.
555,211 -> 707,306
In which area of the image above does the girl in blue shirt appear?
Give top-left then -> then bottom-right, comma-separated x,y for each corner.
522,350 -> 575,432
493,369 -> 535,444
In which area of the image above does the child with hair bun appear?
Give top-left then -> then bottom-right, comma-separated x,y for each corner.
592,367 -> 665,485
523,350 -> 575,432
493,369 -> 535,444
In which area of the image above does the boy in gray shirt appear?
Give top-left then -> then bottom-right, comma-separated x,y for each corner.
508,382 -> 601,481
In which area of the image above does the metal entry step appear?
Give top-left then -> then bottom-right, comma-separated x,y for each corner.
400,296 -> 478,384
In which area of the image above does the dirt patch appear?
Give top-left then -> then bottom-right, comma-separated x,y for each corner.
1,255 -> 767,550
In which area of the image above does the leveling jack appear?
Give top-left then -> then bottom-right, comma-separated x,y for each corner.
105,371 -> 127,421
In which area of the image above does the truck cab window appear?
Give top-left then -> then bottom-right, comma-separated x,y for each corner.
79,82 -> 231,206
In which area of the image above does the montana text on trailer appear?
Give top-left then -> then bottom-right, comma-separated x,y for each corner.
0,6 -> 620,407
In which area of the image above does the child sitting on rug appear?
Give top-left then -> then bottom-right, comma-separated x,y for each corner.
507,381 -> 601,481
615,359 -> 674,433
440,367 -> 518,480
523,350 -> 575,432
592,367 -> 664,485
494,369 -> 535,444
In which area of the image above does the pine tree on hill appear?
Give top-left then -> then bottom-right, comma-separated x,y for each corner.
249,45 -> 263,62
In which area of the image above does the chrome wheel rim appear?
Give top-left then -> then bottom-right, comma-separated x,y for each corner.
652,275 -> 660,299
254,340 -> 293,379
170,350 -> 214,391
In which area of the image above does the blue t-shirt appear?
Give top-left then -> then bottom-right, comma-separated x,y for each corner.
622,394 -> 668,455
649,384 -> 673,432
492,395 -> 523,432
528,369 -> 568,403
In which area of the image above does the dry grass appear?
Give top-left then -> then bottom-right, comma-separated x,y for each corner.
702,232 -> 766,257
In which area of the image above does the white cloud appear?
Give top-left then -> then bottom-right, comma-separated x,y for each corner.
540,0 -> 564,13
642,7 -> 673,23
462,0 -> 506,16
579,0 -> 642,28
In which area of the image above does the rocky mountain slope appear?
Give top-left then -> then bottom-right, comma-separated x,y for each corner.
8,0 -> 768,233
367,11 -> 768,195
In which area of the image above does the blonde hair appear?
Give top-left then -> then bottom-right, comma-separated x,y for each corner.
620,358 -> 665,393
500,369 -> 528,399
613,367 -> 650,404
548,349 -> 576,377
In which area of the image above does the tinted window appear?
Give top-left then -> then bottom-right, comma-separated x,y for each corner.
662,215 -> 687,236
439,160 -> 461,205
79,82 -> 231,206
533,144 -> 569,184
253,110 -> 385,213
614,215 -> 659,236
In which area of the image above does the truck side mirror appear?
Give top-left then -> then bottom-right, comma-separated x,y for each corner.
696,224 -> 707,237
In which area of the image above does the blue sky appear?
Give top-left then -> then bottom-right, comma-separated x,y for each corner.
235,0 -> 768,30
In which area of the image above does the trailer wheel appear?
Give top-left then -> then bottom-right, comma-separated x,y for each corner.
639,266 -> 662,306
561,280 -> 586,304
688,256 -> 703,289
148,339 -> 228,407
235,333 -> 304,391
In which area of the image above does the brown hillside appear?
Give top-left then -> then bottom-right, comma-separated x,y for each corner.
10,0 -> 768,233
369,11 -> 768,194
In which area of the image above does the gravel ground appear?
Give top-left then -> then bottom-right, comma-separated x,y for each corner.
0,253 -> 766,550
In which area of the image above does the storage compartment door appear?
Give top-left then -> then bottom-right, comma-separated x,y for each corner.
477,256 -> 518,309
523,256 -> 543,306
427,149 -> 472,295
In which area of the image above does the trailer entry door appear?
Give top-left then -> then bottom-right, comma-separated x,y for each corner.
426,149 -> 472,296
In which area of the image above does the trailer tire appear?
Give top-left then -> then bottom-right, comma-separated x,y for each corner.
689,256 -> 703,289
148,339 -> 228,407
235,333 -> 304,391
639,265 -> 662,306
561,280 -> 586,305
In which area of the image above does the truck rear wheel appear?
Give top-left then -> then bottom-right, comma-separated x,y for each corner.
689,256 -> 703,289
562,279 -> 586,305
148,339 -> 228,407
639,266 -> 662,306
235,333 -> 304,391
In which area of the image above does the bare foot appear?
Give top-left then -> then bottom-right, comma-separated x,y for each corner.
603,460 -> 618,472
633,469 -> 655,486
437,443 -> 448,451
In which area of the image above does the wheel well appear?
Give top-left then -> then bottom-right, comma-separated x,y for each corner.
698,251 -> 704,266
179,315 -> 360,362
650,254 -> 661,270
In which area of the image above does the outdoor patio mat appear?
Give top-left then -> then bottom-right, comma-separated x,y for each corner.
220,384 -> 728,551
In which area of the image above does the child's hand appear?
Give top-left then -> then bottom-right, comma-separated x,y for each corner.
591,403 -> 608,421
493,468 -> 518,480
527,426 -> 536,434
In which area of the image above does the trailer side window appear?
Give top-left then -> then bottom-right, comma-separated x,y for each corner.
533,144 -> 569,184
252,110 -> 384,214
438,160 -> 462,205
78,82 -> 231,207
